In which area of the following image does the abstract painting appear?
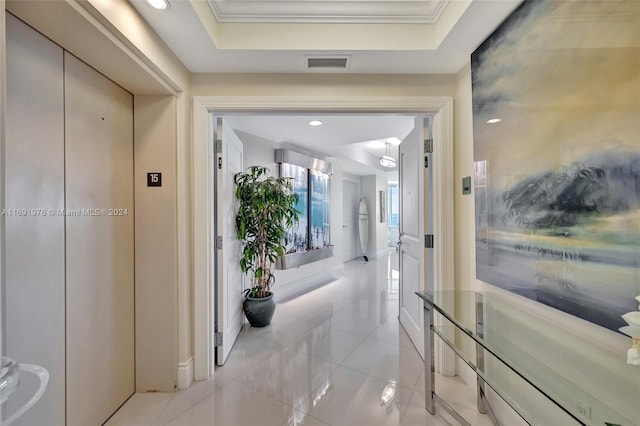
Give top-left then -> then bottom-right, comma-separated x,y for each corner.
472,0 -> 640,331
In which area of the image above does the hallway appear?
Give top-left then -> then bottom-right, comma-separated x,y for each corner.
106,254 -> 491,426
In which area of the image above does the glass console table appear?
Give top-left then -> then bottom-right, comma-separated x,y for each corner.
416,291 -> 638,426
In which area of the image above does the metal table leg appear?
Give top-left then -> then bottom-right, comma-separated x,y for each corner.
424,303 -> 436,414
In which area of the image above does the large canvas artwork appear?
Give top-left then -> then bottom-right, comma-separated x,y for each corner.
472,0 -> 640,331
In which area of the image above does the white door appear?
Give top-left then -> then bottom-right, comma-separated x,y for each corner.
214,117 -> 245,365
399,117 -> 430,358
342,180 -> 359,262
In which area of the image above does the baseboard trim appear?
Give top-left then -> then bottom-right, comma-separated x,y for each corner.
177,357 -> 194,390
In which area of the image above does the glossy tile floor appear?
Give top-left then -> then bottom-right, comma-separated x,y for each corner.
107,253 -> 493,426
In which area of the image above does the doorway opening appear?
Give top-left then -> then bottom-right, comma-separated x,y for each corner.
213,113 -> 423,366
193,96 -> 455,381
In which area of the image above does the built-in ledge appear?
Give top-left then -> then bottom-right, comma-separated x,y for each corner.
276,246 -> 334,270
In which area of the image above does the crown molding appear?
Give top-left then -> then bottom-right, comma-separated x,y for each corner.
206,0 -> 450,24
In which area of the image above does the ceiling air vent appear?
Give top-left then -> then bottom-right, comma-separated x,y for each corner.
305,55 -> 351,70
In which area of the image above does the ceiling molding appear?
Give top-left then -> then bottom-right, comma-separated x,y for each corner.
206,0 -> 450,24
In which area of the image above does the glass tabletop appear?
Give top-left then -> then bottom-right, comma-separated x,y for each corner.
416,291 -> 640,426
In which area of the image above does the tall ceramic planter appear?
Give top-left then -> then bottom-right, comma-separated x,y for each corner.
243,292 -> 276,327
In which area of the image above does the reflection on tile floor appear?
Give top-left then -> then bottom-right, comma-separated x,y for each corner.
107,253 -> 492,426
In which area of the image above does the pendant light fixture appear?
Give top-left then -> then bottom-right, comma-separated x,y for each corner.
379,142 -> 396,168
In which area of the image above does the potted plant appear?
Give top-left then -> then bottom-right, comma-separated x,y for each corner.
234,166 -> 299,327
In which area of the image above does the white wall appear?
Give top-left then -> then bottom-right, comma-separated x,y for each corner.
454,62 -> 639,424
360,175 -> 389,259
235,128 -> 344,300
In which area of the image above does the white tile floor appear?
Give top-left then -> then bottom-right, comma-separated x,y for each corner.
107,253 -> 493,426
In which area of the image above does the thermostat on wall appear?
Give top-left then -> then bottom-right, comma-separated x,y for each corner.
462,176 -> 471,195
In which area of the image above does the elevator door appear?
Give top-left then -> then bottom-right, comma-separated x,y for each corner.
64,52 -> 135,425
5,14 -> 65,426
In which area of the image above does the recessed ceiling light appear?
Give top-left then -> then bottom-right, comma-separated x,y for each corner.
308,120 -> 323,126
147,0 -> 169,10
486,118 -> 502,124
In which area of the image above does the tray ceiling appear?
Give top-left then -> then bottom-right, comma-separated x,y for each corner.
206,0 -> 450,23
128,0 -> 523,73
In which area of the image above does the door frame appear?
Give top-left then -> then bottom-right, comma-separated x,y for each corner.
193,96 -> 455,380
1,0 -> 6,360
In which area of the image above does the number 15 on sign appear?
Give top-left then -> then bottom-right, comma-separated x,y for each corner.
147,172 -> 162,187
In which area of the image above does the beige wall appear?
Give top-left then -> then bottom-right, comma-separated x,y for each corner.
453,63 -> 476,294
452,63 -> 478,386
134,95 -> 179,391
191,73 -> 456,98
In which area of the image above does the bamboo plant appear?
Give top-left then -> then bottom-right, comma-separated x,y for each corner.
234,166 -> 299,298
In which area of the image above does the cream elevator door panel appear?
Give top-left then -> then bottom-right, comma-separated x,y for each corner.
64,52 -> 135,426
5,14 -> 66,426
